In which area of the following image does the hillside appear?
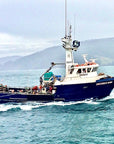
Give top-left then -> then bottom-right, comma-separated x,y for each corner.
0,56 -> 21,65
0,38 -> 114,70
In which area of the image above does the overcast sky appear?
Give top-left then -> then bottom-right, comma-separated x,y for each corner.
0,0 -> 114,57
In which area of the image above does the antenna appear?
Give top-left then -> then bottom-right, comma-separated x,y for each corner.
65,0 -> 67,37
74,14 -> 76,39
83,54 -> 88,63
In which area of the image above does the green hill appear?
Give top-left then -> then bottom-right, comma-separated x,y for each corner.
0,37 -> 114,70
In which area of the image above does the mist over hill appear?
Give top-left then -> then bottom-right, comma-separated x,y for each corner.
0,37 -> 114,70
0,56 -> 21,65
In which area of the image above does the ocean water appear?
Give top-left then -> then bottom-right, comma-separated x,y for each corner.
0,66 -> 114,144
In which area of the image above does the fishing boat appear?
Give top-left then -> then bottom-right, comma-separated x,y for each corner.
0,0 -> 114,103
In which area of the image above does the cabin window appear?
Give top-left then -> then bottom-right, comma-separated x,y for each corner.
82,68 -> 86,73
70,68 -> 74,74
70,65 -> 74,74
92,67 -> 97,72
87,68 -> 91,73
77,69 -> 81,74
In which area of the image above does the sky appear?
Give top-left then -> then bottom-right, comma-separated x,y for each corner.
0,0 -> 114,57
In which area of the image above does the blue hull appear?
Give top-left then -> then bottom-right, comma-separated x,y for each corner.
0,77 -> 114,103
0,93 -> 27,103
0,93 -> 54,103
54,77 -> 114,101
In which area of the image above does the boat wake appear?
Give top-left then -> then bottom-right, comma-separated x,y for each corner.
0,90 -> 113,112
99,90 -> 114,101
0,95 -> 113,112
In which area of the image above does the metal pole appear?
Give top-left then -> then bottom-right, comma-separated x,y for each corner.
65,0 -> 67,37
74,14 -> 76,40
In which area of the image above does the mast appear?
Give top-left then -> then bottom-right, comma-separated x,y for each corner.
74,14 -> 76,40
62,0 -> 80,77
65,0 -> 67,37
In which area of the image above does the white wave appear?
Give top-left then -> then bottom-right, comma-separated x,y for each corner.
96,89 -> 114,102
0,104 -> 18,112
1,94 -> 113,112
99,93 -> 114,101
0,100 -> 99,112
19,102 -> 46,111
44,100 -> 100,106
19,105 -> 33,111
84,100 -> 100,105
22,100 -> 100,108
0,103 -> 40,112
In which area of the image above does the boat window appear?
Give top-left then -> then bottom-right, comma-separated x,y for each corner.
70,65 -> 74,74
87,68 -> 91,73
82,68 -> 86,73
92,67 -> 97,72
70,68 -> 74,74
77,69 -> 81,74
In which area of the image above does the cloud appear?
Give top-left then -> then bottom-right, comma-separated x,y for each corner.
0,33 -> 60,57
0,0 -> 113,58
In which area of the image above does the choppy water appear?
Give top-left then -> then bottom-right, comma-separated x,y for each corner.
0,66 -> 114,144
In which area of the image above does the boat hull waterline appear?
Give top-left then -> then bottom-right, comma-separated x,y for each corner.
0,77 -> 114,103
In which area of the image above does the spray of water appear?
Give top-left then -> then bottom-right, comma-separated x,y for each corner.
0,90 -> 114,112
